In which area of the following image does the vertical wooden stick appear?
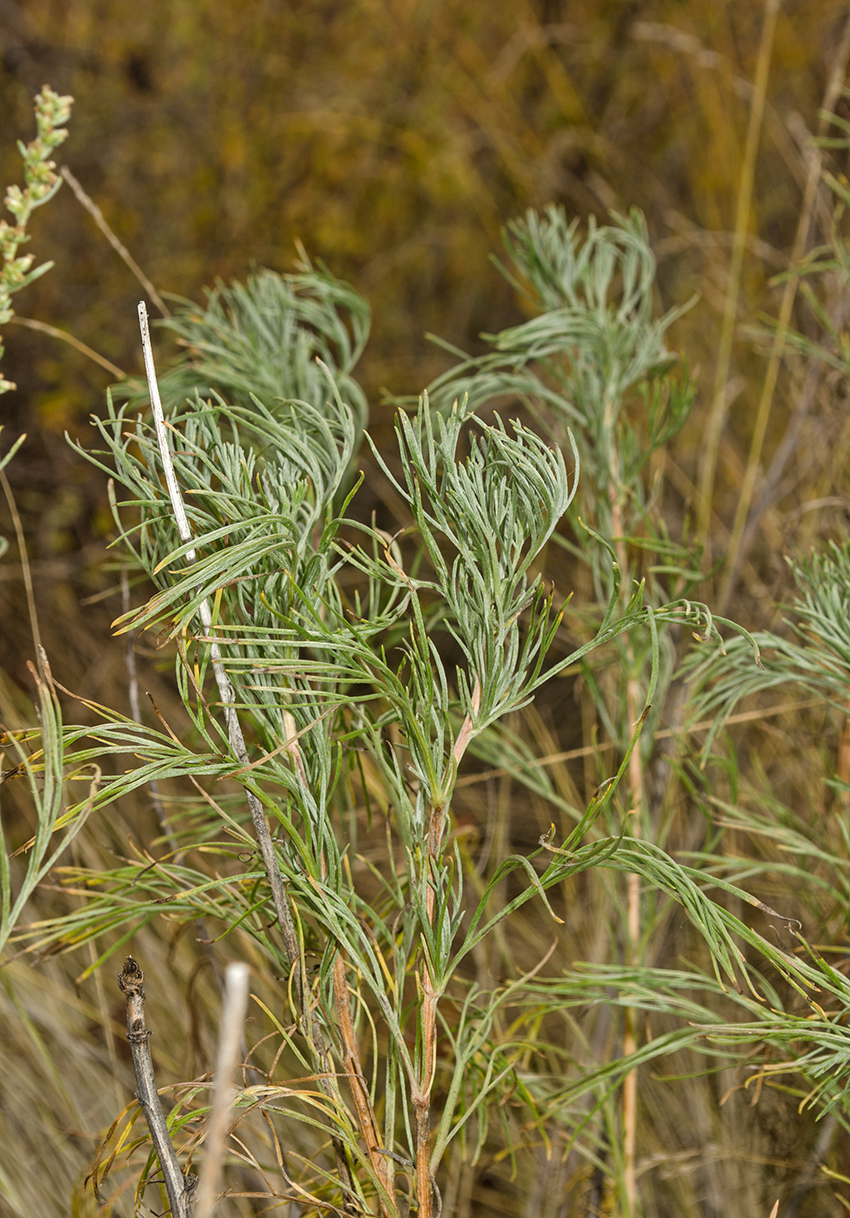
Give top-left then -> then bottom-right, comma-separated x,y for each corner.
194,962 -> 250,1218
117,957 -> 196,1218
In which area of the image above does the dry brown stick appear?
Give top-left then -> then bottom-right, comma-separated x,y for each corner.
117,956 -> 196,1218
332,952 -> 391,1215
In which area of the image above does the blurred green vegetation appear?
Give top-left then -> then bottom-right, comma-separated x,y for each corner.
3,2 -> 850,1215
1,1 -> 843,645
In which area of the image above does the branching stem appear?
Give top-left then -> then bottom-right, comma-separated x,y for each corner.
333,952 -> 393,1215
414,679 -> 481,1218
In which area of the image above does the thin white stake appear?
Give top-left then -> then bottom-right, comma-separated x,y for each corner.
136,302 -> 301,965
138,301 -> 215,638
193,962 -> 251,1218
138,302 -> 194,551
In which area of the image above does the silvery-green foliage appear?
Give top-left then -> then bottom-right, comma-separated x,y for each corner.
115,260 -> 371,433
418,207 -> 708,826
426,206 -> 695,526
689,540 -> 850,755
5,214 -> 823,1216
367,396 -> 578,766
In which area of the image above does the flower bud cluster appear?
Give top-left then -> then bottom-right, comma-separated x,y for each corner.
0,85 -> 73,393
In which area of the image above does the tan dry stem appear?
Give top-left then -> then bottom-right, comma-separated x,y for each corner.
695,0 -> 779,558
412,971 -> 439,1218
332,953 -> 392,1215
607,415 -> 645,1218
8,315 -> 127,379
412,680 -> 481,1218
62,166 -> 171,319
622,677 -> 644,1215
718,10 -> 850,612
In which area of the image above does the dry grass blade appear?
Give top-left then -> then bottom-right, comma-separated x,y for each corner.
696,0 -> 780,555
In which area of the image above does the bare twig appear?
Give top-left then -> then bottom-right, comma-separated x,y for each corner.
117,956 -> 196,1218
194,962 -> 250,1218
332,952 -> 391,1213
63,167 -> 171,318
8,315 -> 127,378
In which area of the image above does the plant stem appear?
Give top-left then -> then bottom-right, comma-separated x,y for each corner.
137,301 -> 358,1210
332,952 -> 392,1215
717,11 -> 850,612
412,973 -> 438,1218
606,405 -> 645,1218
8,315 -> 126,378
621,674 -> 644,1217
695,0 -> 779,558
117,956 -> 196,1218
412,685 -> 480,1218
63,167 -> 171,318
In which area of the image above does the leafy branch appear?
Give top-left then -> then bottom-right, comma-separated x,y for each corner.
0,86 -> 73,394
